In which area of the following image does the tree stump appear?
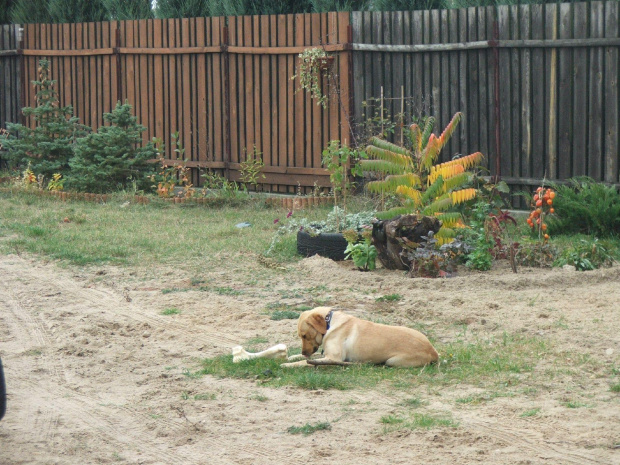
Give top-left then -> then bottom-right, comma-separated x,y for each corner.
371,214 -> 442,270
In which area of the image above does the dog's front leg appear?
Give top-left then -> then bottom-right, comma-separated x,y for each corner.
307,358 -> 353,367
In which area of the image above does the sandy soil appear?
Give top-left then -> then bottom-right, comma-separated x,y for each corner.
0,253 -> 618,465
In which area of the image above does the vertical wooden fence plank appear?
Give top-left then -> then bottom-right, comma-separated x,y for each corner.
572,2 -> 588,177
603,1 -> 618,183
546,3 -> 558,179
497,6 -> 512,178
520,4 -> 532,179
531,4 -> 545,180
557,3 -> 573,180
588,2 -> 604,180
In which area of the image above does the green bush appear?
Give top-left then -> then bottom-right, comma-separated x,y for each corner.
547,178 -> 620,237
66,102 -> 157,193
554,238 -> 616,271
1,59 -> 89,179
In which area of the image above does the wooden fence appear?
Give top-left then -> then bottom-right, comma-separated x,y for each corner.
0,24 -> 21,158
352,2 -> 620,196
1,3 -> 619,193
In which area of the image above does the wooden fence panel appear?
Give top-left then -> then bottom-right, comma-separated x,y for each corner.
350,2 -> 620,190
0,24 -> 21,135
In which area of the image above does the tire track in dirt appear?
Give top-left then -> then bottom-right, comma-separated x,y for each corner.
0,256 -> 280,464
465,418 -> 614,465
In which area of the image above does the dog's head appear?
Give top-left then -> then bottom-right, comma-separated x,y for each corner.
297,309 -> 329,357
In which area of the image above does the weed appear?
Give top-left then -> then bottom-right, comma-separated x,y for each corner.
375,293 -> 403,303
214,287 -> 243,296
520,408 -> 540,417
270,310 -> 301,321
161,308 -> 181,315
382,413 -> 458,432
250,394 -> 269,402
194,393 -> 216,401
181,392 -> 190,400
610,384 -> 620,393
287,422 -> 331,436
562,401 -> 590,409
401,397 -> 424,408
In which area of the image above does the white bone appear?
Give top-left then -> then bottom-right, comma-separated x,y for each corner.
232,344 -> 288,363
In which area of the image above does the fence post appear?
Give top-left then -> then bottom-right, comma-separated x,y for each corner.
492,9 -> 501,182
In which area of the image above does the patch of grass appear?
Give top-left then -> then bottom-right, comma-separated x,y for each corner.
199,332 -> 546,392
194,393 -> 216,401
245,336 -> 269,346
214,287 -> 244,296
520,408 -> 541,417
455,391 -> 514,405
161,287 -> 190,294
401,397 -> 424,408
161,308 -> 181,315
249,394 -> 269,402
562,400 -> 591,409
609,384 -> 620,393
287,422 -> 331,436
382,413 -> 458,433
270,310 -> 301,321
375,293 -> 403,302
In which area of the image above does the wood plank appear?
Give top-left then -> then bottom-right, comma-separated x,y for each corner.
440,9 -> 451,153
587,1 -> 604,180
277,15 -> 288,182
457,8 -> 468,159
468,8 -> 480,158
604,1 -> 618,183
153,20 -> 164,146
509,6 -> 520,181
261,15 -> 272,170
293,13 -> 304,169
531,4 -> 545,181
253,15 -> 262,162
572,2 -> 588,177
270,14 -> 279,183
557,3 -> 573,180
166,19 -> 177,158
545,3 -> 558,179
75,23 -> 85,132
286,14 -> 295,187
311,13 -> 322,168
181,18 -> 192,161
337,11 -> 350,147
477,7 -> 490,162
520,5 -> 532,179
22,48 -> 114,56
497,6 -> 512,178
244,15 -> 255,153
327,12 -> 339,150
229,16 -> 240,164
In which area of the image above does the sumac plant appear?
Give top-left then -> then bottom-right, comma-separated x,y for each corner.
360,112 -> 484,244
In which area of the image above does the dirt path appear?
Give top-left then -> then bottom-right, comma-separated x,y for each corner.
0,254 -> 618,464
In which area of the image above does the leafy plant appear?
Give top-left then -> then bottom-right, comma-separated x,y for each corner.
526,186 -> 556,242
407,231 -> 465,277
66,102 -> 157,193
546,178 -> 620,237
239,146 -> 266,191
343,229 -> 377,271
291,47 -> 333,108
322,140 -> 366,210
2,59 -> 90,179
47,173 -> 64,191
287,422 -> 332,436
150,133 -> 193,198
361,112 -> 483,244
554,238 -> 616,271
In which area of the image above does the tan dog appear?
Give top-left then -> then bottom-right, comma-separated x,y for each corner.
283,307 -> 439,368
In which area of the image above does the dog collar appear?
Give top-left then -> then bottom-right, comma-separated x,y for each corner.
325,310 -> 334,332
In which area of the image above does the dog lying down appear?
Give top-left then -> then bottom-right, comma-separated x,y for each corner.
282,307 -> 439,368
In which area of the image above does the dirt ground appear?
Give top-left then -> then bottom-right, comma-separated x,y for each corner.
0,252 -> 619,465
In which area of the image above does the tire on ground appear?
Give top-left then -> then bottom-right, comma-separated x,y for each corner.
297,230 -> 348,261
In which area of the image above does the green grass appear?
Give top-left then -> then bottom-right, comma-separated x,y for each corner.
0,190 -> 313,268
287,422 -> 331,436
375,293 -> 403,302
520,408 -> 541,417
270,310 -> 301,320
161,308 -> 181,315
381,413 -> 458,432
199,332 -> 546,392
610,384 -> 620,393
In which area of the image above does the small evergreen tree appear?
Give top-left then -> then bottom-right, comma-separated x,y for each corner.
47,0 -> 109,23
2,59 -> 89,179
103,0 -> 154,20
66,102 -> 157,193
310,0 -> 367,12
10,0 -> 53,24
155,0 -> 210,18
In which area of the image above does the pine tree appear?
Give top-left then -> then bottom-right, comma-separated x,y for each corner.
2,59 -> 89,179
103,0 -> 154,20
67,102 -> 157,193
155,0 -> 210,18
10,0 -> 53,24
47,0 -> 109,23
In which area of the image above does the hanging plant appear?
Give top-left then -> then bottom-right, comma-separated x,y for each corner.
291,47 -> 333,108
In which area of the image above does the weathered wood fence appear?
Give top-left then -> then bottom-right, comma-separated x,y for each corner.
0,2 -> 618,193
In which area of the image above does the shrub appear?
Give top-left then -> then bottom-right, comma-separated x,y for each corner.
554,238 -> 616,271
66,102 -> 157,193
547,178 -> 620,237
1,59 -> 89,180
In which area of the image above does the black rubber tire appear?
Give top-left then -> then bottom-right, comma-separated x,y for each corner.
0,357 -> 6,421
297,230 -> 348,261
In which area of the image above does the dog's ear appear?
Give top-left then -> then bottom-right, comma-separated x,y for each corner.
306,313 -> 328,335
